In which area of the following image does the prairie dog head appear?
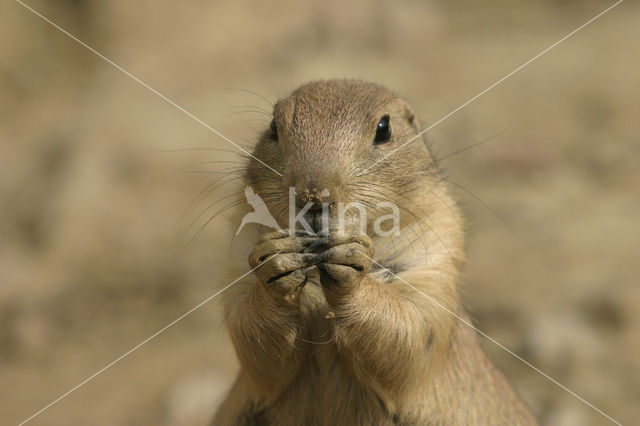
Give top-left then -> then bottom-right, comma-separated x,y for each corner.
245,79 -> 454,245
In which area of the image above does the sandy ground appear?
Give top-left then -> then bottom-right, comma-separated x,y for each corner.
1,1 -> 639,425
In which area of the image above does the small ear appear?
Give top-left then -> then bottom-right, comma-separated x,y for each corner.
396,98 -> 418,129
407,110 -> 417,129
398,100 -> 431,150
406,108 -> 421,136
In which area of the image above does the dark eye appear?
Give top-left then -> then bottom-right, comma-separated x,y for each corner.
374,115 -> 391,144
269,119 -> 278,141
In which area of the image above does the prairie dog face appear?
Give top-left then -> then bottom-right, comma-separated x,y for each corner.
246,79 -> 442,233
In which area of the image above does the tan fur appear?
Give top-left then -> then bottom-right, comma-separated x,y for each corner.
213,80 -> 537,425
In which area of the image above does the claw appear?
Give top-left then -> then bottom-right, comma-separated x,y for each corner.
306,239 -> 329,252
309,252 -> 328,265
302,265 -> 317,275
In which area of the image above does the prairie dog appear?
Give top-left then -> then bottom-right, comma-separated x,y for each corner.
213,80 -> 537,425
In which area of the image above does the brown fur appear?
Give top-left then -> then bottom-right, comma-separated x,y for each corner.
213,80 -> 537,425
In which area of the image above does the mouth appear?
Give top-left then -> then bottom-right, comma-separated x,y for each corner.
304,210 -> 325,234
303,209 -> 363,235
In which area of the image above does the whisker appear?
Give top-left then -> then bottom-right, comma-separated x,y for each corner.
229,104 -> 272,115
135,146 -> 250,158
186,198 -> 248,248
444,178 -> 511,230
438,126 -> 508,161
224,109 -> 272,119
178,159 -> 248,171
186,192 -> 245,236
221,87 -> 274,108
181,174 -> 244,219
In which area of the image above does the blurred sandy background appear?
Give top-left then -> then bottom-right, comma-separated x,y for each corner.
1,0 -> 638,425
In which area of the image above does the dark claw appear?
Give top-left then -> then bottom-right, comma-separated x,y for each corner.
266,270 -> 295,284
310,252 -> 328,265
300,253 -> 316,262
306,239 -> 329,252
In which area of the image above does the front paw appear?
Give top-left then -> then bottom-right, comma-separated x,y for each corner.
249,230 -> 317,302
311,232 -> 374,295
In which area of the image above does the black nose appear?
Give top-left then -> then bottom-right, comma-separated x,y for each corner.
295,186 -> 330,210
